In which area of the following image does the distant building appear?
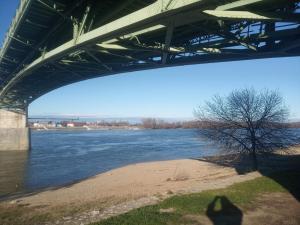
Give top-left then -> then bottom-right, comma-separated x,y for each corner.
73,122 -> 87,127
66,123 -> 75,127
56,123 -> 63,128
33,122 -> 42,128
47,121 -> 56,128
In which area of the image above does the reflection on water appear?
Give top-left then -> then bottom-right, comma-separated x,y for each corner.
0,129 -> 218,197
0,151 -> 28,195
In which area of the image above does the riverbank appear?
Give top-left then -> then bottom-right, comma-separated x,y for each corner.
31,126 -> 142,131
92,170 -> 300,225
1,146 -> 300,225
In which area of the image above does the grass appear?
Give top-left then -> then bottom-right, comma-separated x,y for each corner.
0,197 -> 119,225
90,170 -> 300,225
1,170 -> 299,225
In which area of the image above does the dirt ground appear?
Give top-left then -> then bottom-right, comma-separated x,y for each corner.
184,193 -> 300,225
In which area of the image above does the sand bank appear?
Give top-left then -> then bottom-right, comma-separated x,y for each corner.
5,159 -> 261,207
1,146 -> 299,225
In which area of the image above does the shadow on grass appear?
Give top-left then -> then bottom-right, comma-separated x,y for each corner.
197,152 -> 300,201
206,196 -> 242,225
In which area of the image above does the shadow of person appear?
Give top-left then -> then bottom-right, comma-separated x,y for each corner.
206,196 -> 243,225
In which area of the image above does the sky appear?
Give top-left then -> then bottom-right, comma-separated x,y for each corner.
1,1 -> 300,120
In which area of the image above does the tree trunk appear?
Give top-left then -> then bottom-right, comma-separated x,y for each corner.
250,132 -> 258,171
251,147 -> 258,171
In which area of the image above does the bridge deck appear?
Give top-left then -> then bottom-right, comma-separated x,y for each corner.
0,0 -> 300,110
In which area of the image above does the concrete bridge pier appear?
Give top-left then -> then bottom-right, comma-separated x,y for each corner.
0,109 -> 30,151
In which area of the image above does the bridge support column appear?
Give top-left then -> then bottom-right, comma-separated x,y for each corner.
0,109 -> 30,151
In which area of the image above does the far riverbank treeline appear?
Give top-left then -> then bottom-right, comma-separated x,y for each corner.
30,118 -> 300,130
141,118 -> 300,129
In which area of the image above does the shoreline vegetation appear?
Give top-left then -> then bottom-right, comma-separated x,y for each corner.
1,146 -> 299,225
30,118 -> 300,131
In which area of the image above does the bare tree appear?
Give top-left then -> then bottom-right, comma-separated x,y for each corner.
142,118 -> 158,129
195,88 -> 297,170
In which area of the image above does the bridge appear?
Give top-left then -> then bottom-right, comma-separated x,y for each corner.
0,0 -> 300,150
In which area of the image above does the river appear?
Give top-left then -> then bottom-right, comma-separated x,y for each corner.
0,128 -> 219,197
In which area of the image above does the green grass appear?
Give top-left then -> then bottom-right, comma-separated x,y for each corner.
91,170 -> 300,225
0,197 -> 118,225
1,170 -> 299,225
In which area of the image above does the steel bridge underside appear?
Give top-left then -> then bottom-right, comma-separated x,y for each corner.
0,0 -> 300,110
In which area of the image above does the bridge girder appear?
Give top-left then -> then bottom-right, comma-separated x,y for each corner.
0,0 -> 300,110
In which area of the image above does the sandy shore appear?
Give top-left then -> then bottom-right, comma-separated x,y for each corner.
5,159 -> 260,207
1,146 -> 300,225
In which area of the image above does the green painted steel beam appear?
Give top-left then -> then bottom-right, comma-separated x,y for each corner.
85,50 -> 112,72
0,0 -> 33,66
203,10 -> 300,22
0,0 -> 205,98
216,0 -> 264,11
203,10 -> 279,21
1,0 -> 300,108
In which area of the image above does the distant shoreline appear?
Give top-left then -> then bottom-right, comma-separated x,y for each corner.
30,126 -> 143,131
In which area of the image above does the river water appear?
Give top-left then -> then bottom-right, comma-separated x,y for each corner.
0,129 -> 219,197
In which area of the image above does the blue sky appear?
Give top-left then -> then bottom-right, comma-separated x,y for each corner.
1,1 -> 300,119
